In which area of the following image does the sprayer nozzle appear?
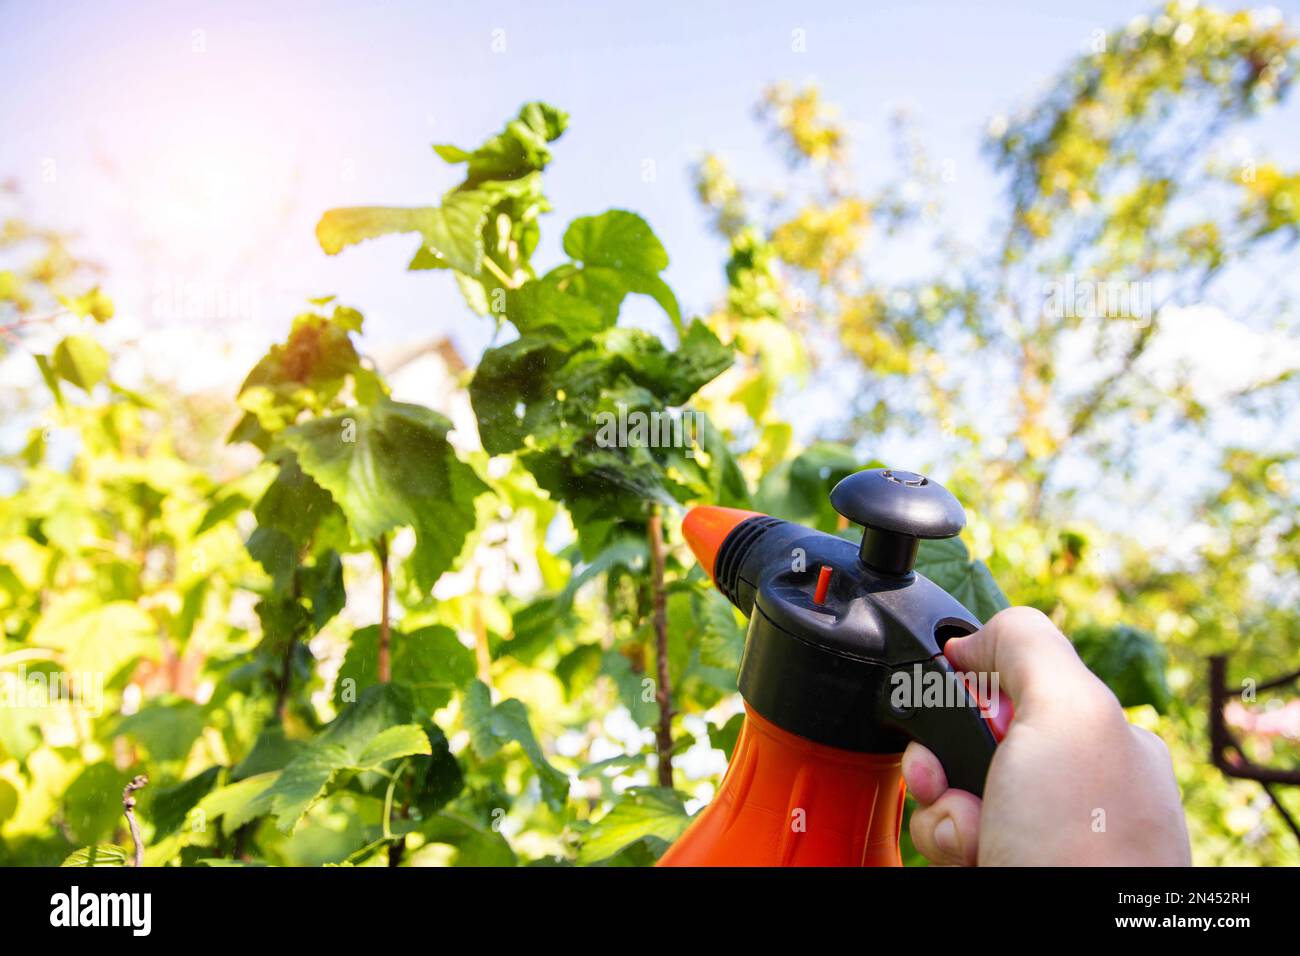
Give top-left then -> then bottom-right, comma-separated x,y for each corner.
683,506 -> 764,579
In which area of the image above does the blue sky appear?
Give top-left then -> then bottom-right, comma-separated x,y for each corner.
4,0 -> 1297,361
2,1 -> 1299,530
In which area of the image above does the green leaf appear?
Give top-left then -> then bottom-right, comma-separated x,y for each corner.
64,763 -> 131,844
1072,624 -> 1172,713
300,550 -> 346,630
0,778 -> 18,827
196,858 -> 272,867
320,682 -> 417,746
52,334 -> 109,391
471,326 -> 733,523
555,643 -> 603,699
339,624 -> 475,716
418,813 -> 517,866
246,458 -> 342,593
601,649 -> 660,728
263,684 -> 428,832
671,585 -> 744,672
115,697 -> 206,763
337,105 -> 564,287
176,577 -> 209,642
33,353 -> 65,407
58,285 -> 115,323
265,745 -> 350,832
434,101 -> 569,187
197,772 -> 279,833
469,336 -> 567,456
317,190 -> 496,276
587,322 -> 731,406
507,269 -> 612,344
0,690 -> 43,764
564,209 -> 668,274
28,599 -> 157,681
463,680 -> 567,812
62,844 -> 128,867
231,725 -> 304,780
277,399 -> 487,591
687,413 -> 751,508
561,210 -> 681,325
915,537 -> 1010,624
410,190 -> 497,274
409,722 -> 464,816
577,752 -> 647,779
452,269 -> 491,314
246,527 -> 295,594
708,713 -> 744,760
254,457 -> 339,547
317,206 -> 435,255
433,144 -> 472,164
658,320 -> 732,402
755,443 -> 873,529
497,211 -> 686,342
508,538 -> 646,656
577,787 -> 689,864
195,490 -> 253,536
253,594 -> 311,662
144,766 -> 223,838
236,305 -> 370,432
356,724 -> 433,769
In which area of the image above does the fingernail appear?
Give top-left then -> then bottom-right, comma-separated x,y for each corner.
934,817 -> 960,857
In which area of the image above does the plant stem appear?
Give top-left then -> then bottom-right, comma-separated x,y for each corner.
383,758 -> 408,866
382,759 -> 407,841
274,633 -> 296,724
232,823 -> 252,862
0,306 -> 71,343
122,775 -> 149,867
275,550 -> 306,725
481,255 -> 519,290
376,534 -> 392,683
473,566 -> 491,684
647,509 -> 674,788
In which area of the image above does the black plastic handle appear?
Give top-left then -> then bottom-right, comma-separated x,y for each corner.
878,656 -> 997,797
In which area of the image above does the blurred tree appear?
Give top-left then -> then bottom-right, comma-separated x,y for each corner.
1,2 -> 1296,870
693,3 -> 1299,863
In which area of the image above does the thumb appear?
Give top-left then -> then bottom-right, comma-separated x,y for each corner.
903,742 -> 982,867
943,606 -> 1100,719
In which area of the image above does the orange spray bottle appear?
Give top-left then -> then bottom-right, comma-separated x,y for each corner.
658,469 -> 1008,867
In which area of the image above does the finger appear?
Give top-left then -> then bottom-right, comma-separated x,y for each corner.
910,788 -> 982,866
1131,725 -> 1176,771
943,606 -> 1103,717
901,740 -> 948,805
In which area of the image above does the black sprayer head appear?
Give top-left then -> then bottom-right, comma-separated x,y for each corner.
700,466 -> 999,796
830,468 -> 966,575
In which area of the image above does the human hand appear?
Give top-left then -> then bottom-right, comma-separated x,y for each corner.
902,606 -> 1191,866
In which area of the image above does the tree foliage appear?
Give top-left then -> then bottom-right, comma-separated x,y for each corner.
694,2 -> 1299,863
0,3 -> 1296,867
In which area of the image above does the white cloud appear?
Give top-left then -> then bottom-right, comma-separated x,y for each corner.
1139,304 -> 1300,404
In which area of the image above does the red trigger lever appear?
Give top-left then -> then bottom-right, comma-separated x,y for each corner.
943,644 -> 1015,743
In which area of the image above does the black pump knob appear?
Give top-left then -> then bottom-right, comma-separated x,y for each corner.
829,468 -> 965,575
